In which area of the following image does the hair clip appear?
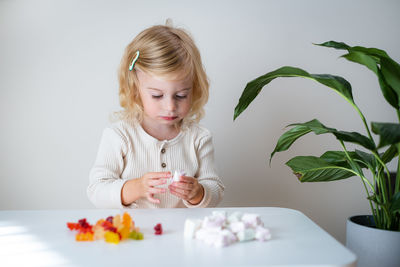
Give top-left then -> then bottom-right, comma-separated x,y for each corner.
129,50 -> 140,71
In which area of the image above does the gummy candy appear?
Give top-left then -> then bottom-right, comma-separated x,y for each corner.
106,216 -> 113,223
67,222 -> 79,231
67,212 -> 144,244
76,232 -> 94,241
113,214 -> 122,230
123,212 -> 133,229
129,231 -> 144,240
154,223 -> 163,235
105,231 -> 120,244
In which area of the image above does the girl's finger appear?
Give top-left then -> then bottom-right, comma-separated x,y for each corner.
168,187 -> 187,200
172,182 -> 192,190
148,178 -> 167,186
179,176 -> 195,183
149,187 -> 167,194
147,193 -> 161,204
149,172 -> 171,179
169,185 -> 190,196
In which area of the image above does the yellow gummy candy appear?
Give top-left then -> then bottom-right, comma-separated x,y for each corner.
119,226 -> 130,240
105,231 -> 120,244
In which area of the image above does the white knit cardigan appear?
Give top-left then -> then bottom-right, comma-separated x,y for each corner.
88,119 -> 224,209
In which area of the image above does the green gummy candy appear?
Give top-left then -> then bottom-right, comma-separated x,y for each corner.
129,231 -> 144,240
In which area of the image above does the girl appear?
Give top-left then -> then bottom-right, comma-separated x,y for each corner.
88,23 -> 224,209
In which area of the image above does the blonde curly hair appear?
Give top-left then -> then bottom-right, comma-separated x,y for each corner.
116,22 -> 209,126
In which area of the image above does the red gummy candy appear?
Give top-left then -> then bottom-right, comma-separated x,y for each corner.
106,216 -> 113,223
67,222 -> 79,230
154,223 -> 162,235
101,220 -> 113,228
78,218 -> 90,228
105,226 -> 117,233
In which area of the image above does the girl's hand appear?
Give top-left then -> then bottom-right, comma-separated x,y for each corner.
168,176 -> 204,205
121,172 -> 170,205
139,172 -> 170,204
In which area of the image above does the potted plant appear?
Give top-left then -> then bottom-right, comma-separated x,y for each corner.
233,41 -> 400,267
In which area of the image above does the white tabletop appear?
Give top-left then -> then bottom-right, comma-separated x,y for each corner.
0,207 -> 356,267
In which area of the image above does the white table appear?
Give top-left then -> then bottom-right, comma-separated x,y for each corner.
0,207 -> 356,267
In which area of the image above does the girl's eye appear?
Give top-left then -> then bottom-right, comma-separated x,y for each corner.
175,94 -> 187,99
152,95 -> 163,99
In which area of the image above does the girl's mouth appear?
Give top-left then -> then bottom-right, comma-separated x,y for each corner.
160,116 -> 178,121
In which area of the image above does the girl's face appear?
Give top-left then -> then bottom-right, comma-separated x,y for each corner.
137,69 -> 193,127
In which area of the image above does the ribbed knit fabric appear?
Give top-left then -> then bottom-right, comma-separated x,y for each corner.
87,119 -> 224,209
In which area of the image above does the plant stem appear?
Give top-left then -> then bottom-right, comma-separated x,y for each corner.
339,141 -> 377,223
396,143 -> 400,194
372,151 -> 391,201
352,104 -> 375,145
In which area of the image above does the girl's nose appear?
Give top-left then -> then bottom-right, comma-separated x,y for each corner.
164,97 -> 177,111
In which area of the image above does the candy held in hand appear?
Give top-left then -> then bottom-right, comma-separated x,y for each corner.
154,223 -> 163,235
66,212 -> 143,244
172,170 -> 185,182
184,210 -> 271,247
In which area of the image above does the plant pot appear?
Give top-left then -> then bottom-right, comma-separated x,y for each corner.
346,215 -> 400,267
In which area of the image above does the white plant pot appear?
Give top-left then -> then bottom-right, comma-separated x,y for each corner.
346,215 -> 400,267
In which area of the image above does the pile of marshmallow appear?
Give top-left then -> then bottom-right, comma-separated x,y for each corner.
184,210 -> 271,248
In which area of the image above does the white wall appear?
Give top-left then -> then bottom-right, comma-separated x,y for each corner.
1,0 -> 399,244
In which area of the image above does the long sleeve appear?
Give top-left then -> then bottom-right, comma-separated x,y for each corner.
87,127 -> 129,209
87,120 -> 224,209
183,132 -> 224,208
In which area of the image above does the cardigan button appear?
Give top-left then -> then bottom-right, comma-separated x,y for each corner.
161,148 -> 166,154
161,163 -> 167,168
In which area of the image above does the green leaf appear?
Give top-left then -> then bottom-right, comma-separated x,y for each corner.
286,156 -> 356,182
315,41 -> 390,60
390,192 -> 400,214
315,41 -> 350,50
354,149 -> 377,170
377,69 -> 399,109
289,120 -> 375,150
332,130 -> 375,150
270,125 -> 312,161
371,122 -> 400,148
320,150 -> 374,170
233,66 -> 354,120
316,41 -> 399,109
320,151 -> 354,168
381,57 -> 400,104
342,51 -> 378,74
381,145 -> 398,163
270,119 -> 375,161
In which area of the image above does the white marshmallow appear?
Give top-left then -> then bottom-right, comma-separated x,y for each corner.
229,221 -> 246,233
187,211 -> 270,247
202,214 -> 225,229
237,228 -> 256,242
227,211 -> 243,224
195,228 -> 220,245
242,213 -> 263,228
172,170 -> 185,182
214,229 -> 237,248
184,219 -> 202,239
255,226 -> 271,241
212,210 -> 227,218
